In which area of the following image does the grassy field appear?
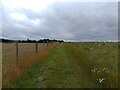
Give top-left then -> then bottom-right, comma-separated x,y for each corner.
64,42 -> 118,88
2,42 -> 118,88
2,42 -> 56,87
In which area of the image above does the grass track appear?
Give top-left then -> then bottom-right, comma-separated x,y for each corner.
11,44 -> 99,88
10,43 -> 118,88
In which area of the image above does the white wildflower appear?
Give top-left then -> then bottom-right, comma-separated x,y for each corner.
90,48 -> 93,50
98,78 -> 105,83
91,68 -> 97,72
98,71 -> 100,73
103,68 -> 106,71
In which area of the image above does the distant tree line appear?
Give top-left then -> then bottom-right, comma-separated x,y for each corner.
0,38 -> 64,43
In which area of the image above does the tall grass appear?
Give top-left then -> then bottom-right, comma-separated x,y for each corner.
2,42 -> 118,88
2,43 -> 57,88
64,42 -> 118,88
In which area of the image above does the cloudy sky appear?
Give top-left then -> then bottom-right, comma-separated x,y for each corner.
1,0 -> 118,41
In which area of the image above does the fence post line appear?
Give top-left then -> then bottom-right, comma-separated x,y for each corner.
43,40 -> 44,47
36,41 -> 38,53
16,42 -> 19,64
47,40 -> 48,47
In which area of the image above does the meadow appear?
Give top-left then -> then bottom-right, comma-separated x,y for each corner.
2,42 -> 56,87
2,42 -> 118,88
64,42 -> 118,88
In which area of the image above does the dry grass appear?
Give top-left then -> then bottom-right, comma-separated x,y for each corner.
2,42 -> 57,87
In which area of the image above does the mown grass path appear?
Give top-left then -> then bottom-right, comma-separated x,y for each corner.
12,44 -> 102,88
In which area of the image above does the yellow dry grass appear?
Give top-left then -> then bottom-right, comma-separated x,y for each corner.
2,42 -> 57,87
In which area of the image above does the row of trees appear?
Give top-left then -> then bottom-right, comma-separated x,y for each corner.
0,38 -> 64,43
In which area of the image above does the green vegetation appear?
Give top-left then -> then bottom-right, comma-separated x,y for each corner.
2,43 -> 56,87
9,42 -> 118,88
64,42 -> 118,88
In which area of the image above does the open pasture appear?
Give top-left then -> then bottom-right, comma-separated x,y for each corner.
2,43 -> 46,65
64,42 -> 118,88
2,42 -> 118,88
2,42 -> 56,87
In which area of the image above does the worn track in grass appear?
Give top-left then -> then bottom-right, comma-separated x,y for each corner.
11,44 -> 98,88
9,43 -> 118,88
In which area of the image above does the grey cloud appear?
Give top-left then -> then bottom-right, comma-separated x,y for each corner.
2,2 -> 118,41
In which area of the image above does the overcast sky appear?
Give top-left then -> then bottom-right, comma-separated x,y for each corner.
1,0 -> 118,41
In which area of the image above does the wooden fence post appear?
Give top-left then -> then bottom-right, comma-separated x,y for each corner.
36,41 -> 38,53
16,42 -> 19,64
43,40 -> 44,47
47,40 -> 48,47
